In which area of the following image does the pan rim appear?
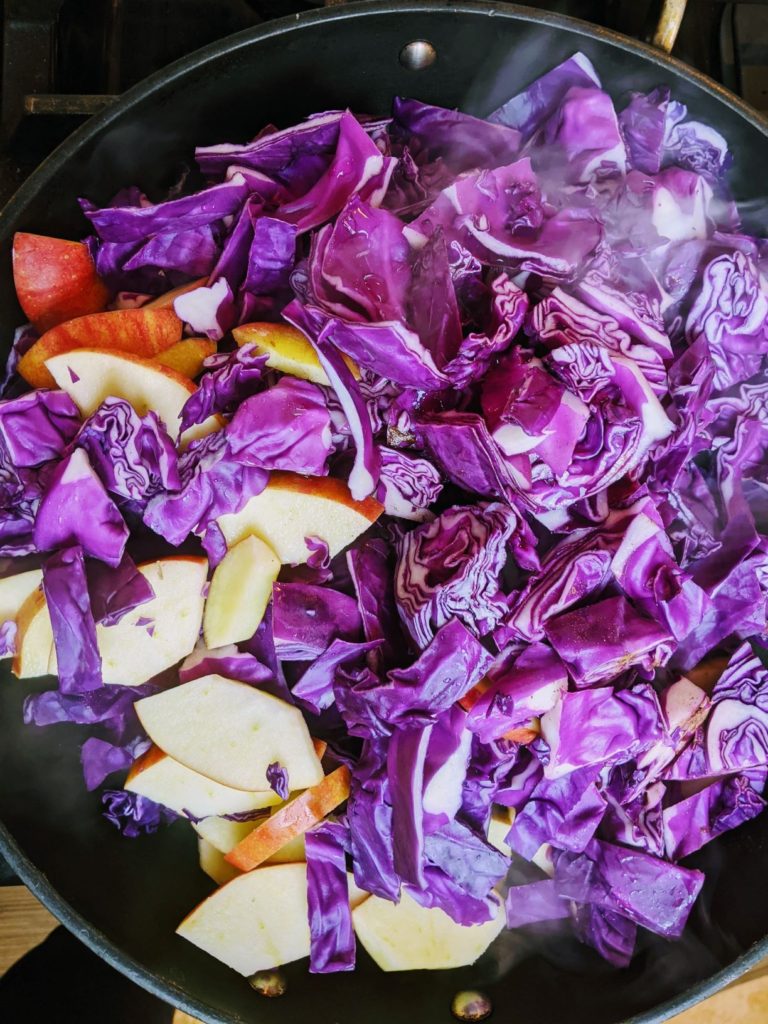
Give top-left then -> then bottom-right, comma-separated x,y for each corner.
1,3 -> 767,1022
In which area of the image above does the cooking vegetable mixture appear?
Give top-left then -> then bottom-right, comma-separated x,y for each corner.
2,51 -> 767,977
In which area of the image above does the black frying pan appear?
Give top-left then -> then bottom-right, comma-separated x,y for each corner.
1,3 -> 768,1022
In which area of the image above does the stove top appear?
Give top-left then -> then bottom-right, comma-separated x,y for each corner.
0,0 -> 766,207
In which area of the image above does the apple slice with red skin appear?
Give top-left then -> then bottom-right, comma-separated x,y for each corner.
19,307 -> 183,389
13,232 -> 109,333
225,765 -> 351,872
217,471 -> 383,565
233,321 -> 359,386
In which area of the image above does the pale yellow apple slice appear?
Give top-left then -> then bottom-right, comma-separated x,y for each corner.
152,337 -> 216,378
217,471 -> 383,565
192,816 -> 261,854
198,837 -> 241,887
203,535 -> 280,649
487,805 -> 516,856
134,674 -> 324,792
353,889 -> 505,972
45,348 -> 219,446
0,569 -> 43,660
12,588 -> 56,678
177,862 -> 311,975
125,745 -> 281,819
233,322 -> 360,385
95,557 -> 208,686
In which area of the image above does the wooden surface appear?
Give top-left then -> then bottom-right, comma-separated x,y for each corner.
3,884 -> 768,1023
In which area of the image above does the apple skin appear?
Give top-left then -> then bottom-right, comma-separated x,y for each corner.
19,307 -> 182,389
352,889 -> 505,972
13,232 -> 109,333
217,470 -> 383,565
203,535 -> 280,649
225,765 -> 351,872
177,862 -> 311,975
233,321 -> 359,386
152,337 -> 216,378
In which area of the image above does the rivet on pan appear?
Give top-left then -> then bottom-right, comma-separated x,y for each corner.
248,969 -> 287,997
451,990 -> 493,1022
399,40 -> 437,70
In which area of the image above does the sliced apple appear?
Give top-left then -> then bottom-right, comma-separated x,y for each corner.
19,308 -> 182,389
203,535 -> 280,649
0,569 -> 43,658
264,800 -> 307,865
177,862 -> 311,975
13,232 -> 109,333
487,805 -> 515,856
193,816 -> 263,854
96,556 -> 207,686
353,889 -> 505,972
198,837 -> 241,887
12,587 -> 56,678
217,471 -> 383,565
225,766 -> 350,872
233,322 -> 360,385
125,745 -> 281,819
135,675 -> 324,793
152,337 -> 216,378
145,278 -> 207,310
45,348 -> 219,445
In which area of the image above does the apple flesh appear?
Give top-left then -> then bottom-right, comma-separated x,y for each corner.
92,556 -> 207,686
177,862 -> 311,976
198,838 -> 241,887
486,805 -> 515,856
12,588 -> 56,678
19,308 -> 182,389
353,889 -> 505,972
125,745 -> 280,819
44,348 -> 220,445
193,812 -> 304,866
135,674 -> 324,792
225,766 -> 351,872
217,471 -> 383,565
152,337 -> 216,378
0,569 -> 43,659
233,322 -> 359,386
203,535 -> 280,649
13,232 -> 109,333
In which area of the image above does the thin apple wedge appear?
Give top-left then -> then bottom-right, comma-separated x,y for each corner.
152,337 -> 216,378
198,838 -> 241,887
144,278 -> 207,310
125,745 -> 280,819
177,862 -> 311,975
95,557 -> 207,686
135,675 -> 324,792
19,307 -> 182,389
0,569 -> 43,659
233,322 -> 359,385
12,587 -> 56,678
193,816 -> 262,855
225,766 -> 350,872
203,535 -> 280,649
217,471 -> 383,565
352,889 -> 505,972
13,232 -> 109,332
45,348 -> 220,445
487,805 -> 516,856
